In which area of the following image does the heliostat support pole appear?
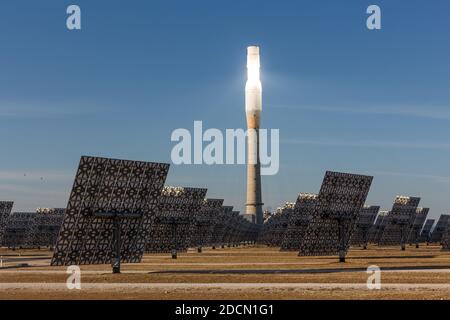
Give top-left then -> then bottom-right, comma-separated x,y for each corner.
112,217 -> 121,274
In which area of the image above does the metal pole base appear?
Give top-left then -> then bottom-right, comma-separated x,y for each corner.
197,247 -> 202,253
339,249 -> 346,263
112,217 -> 121,274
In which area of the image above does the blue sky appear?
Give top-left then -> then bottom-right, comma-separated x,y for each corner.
1,0 -> 450,219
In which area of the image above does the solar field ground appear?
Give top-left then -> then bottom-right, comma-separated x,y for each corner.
1,245 -> 450,300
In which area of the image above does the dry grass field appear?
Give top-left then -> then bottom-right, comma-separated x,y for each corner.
1,244 -> 450,299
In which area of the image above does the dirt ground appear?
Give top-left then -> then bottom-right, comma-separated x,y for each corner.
1,244 -> 449,299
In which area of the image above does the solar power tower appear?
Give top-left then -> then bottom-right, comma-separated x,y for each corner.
191,198 -> 224,253
280,193 -> 317,251
419,219 -> 435,244
51,156 -> 169,273
350,205 -> 380,249
430,214 -> 450,244
407,207 -> 429,248
368,210 -> 389,243
298,171 -> 373,262
146,186 -> 207,258
0,201 -> 14,245
378,196 -> 421,250
2,212 -> 36,249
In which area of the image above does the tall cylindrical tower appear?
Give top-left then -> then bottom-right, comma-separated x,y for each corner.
245,46 -> 263,225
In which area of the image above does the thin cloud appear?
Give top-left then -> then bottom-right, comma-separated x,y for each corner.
0,183 -> 69,211
372,171 -> 450,184
0,171 -> 73,182
271,104 -> 450,120
0,183 -> 68,197
283,139 -> 450,151
0,101 -> 110,118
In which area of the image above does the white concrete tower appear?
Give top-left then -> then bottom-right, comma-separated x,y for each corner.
245,46 -> 263,225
